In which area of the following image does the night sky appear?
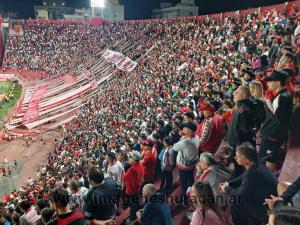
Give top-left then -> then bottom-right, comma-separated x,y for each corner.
0,0 -> 293,20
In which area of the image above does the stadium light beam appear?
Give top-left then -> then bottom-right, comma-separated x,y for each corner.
91,0 -> 105,18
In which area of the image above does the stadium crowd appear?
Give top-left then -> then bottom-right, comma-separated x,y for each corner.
1,3 -> 300,225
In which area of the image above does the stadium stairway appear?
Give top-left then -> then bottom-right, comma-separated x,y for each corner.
115,169 -> 191,225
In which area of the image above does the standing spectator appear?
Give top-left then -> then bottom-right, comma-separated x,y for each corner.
173,122 -> 200,205
106,152 -> 125,186
141,140 -> 156,186
122,151 -> 143,222
227,85 -> 256,178
289,90 -> 300,147
219,142 -> 278,225
159,136 -> 175,194
260,71 -> 293,172
84,167 -> 119,222
196,103 -> 225,153
50,189 -> 85,225
249,80 -> 266,131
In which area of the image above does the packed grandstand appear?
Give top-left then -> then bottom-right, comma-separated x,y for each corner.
0,1 -> 300,225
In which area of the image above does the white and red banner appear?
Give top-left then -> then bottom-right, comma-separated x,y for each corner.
22,85 -> 49,124
103,49 -> 137,72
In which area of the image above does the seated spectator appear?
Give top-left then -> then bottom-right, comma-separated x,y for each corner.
190,182 -> 231,225
219,142 -> 278,225
196,103 -> 225,153
135,184 -> 172,225
194,152 -> 231,207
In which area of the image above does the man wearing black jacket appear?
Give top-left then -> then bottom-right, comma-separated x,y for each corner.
260,71 -> 293,172
227,85 -> 256,178
220,142 -> 278,225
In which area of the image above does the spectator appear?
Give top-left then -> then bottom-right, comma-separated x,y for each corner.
194,152 -> 231,207
159,136 -> 175,194
50,189 -> 85,225
135,184 -> 172,225
227,85 -> 256,178
249,80 -> 266,131
141,140 -> 156,186
122,151 -> 143,222
40,208 -> 56,225
173,122 -> 200,204
84,167 -> 118,222
11,213 -> 21,225
190,182 -> 231,225
219,142 -> 278,225
106,152 -> 125,186
34,199 -> 50,225
196,103 -> 225,153
19,200 -> 40,225
260,71 -> 293,172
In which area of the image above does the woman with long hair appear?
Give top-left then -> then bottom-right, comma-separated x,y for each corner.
190,181 -> 230,225
249,80 -> 264,100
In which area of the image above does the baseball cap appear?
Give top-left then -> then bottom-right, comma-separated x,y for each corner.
182,122 -> 197,132
265,70 -> 287,85
199,103 -> 215,113
128,151 -> 141,161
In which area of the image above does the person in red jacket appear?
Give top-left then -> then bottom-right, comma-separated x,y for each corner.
141,140 -> 156,186
196,103 -> 225,153
122,150 -> 143,222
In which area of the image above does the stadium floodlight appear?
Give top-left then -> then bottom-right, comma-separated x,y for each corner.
91,0 -> 105,18
91,0 -> 105,8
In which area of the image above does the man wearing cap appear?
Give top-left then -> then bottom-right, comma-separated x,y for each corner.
260,70 -> 293,172
196,103 -> 225,153
122,150 -> 143,222
227,85 -> 256,178
173,122 -> 200,204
